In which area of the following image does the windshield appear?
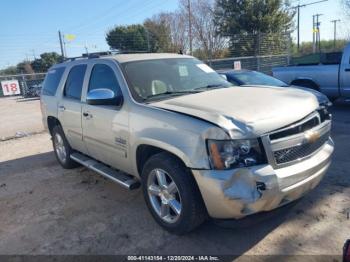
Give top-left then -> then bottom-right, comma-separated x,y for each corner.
232,71 -> 288,87
121,58 -> 232,102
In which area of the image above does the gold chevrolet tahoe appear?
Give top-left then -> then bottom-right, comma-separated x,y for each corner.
40,52 -> 334,234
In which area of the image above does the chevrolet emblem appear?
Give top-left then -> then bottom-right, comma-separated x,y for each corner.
305,130 -> 321,143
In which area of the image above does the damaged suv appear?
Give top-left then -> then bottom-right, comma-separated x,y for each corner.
41,53 -> 334,234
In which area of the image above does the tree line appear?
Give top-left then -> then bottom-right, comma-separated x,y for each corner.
0,52 -> 62,75
106,0 -> 295,59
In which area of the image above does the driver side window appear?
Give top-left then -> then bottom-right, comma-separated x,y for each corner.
88,64 -> 121,95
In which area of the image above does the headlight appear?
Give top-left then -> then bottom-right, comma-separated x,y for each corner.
207,139 -> 266,170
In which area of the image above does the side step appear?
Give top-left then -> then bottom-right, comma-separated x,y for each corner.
70,152 -> 140,190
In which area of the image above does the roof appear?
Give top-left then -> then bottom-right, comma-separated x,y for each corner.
111,53 -> 193,63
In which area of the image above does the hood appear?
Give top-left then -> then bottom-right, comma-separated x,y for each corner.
290,85 -> 331,106
152,86 -> 320,138
240,84 -> 330,106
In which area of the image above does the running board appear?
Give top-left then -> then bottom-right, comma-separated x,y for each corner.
70,152 -> 140,190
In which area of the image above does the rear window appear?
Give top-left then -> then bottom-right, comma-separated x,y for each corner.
42,67 -> 65,96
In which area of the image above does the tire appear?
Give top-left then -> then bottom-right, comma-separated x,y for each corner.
52,125 -> 79,169
141,152 -> 207,234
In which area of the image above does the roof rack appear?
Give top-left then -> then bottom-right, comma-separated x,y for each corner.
62,50 -> 151,63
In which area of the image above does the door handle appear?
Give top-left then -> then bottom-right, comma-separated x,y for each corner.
83,112 -> 93,119
58,105 -> 66,112
345,68 -> 350,72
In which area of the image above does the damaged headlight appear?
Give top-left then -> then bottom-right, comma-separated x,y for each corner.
207,139 -> 266,170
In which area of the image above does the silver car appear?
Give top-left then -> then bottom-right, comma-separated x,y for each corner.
40,53 -> 334,234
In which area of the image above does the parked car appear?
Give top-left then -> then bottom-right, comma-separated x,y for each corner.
273,43 -> 350,101
218,69 -> 331,107
40,52 -> 334,234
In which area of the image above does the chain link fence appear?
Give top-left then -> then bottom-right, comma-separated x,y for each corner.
0,73 -> 46,98
204,32 -> 291,74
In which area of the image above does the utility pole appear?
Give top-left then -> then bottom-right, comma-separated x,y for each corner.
292,0 -> 328,52
312,15 -> 316,53
58,30 -> 65,58
331,19 -> 341,50
297,5 -> 300,51
146,29 -> 150,52
84,42 -> 89,56
315,14 -> 323,53
187,0 -> 192,55
31,49 -> 36,60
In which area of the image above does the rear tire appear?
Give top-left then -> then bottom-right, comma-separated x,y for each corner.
52,125 -> 79,169
141,152 -> 207,234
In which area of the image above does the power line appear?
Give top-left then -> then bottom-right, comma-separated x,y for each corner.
291,0 -> 328,51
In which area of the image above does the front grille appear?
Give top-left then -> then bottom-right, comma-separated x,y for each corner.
269,115 -> 320,140
274,131 -> 330,165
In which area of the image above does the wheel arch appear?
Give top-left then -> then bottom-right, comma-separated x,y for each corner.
290,78 -> 320,91
135,141 -> 193,177
47,116 -> 62,136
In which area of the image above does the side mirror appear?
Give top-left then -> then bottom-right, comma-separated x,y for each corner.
86,88 -> 123,106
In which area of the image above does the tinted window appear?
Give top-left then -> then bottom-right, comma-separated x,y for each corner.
231,71 -> 288,87
64,64 -> 87,100
42,67 -> 65,96
88,64 -> 121,95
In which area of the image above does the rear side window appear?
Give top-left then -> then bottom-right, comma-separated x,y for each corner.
42,67 -> 65,96
64,64 -> 87,100
88,64 -> 121,95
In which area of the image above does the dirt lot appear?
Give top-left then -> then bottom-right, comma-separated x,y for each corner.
0,97 -> 44,140
0,97 -> 349,258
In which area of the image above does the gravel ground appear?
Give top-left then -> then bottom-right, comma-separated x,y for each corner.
0,100 -> 349,259
0,96 -> 44,140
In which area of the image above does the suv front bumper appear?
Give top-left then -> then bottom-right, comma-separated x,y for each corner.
192,138 -> 334,219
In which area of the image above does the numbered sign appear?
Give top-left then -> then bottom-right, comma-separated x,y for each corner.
1,80 -> 21,96
233,61 -> 242,70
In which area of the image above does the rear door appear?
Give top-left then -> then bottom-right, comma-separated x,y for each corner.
40,67 -> 66,127
82,61 -> 130,172
58,64 -> 88,153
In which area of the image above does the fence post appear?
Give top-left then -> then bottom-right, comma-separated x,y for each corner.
21,74 -> 28,97
287,33 -> 292,66
257,32 -> 261,71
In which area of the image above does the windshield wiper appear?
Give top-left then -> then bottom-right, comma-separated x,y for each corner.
194,84 -> 227,91
145,90 -> 201,101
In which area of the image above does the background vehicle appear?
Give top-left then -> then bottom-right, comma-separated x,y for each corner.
218,69 -> 331,107
273,43 -> 350,101
40,52 -> 334,234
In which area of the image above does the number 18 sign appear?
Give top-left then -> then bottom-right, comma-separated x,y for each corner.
1,80 -> 21,96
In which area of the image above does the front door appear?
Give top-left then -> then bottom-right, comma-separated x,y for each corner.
82,63 -> 130,172
58,64 -> 87,153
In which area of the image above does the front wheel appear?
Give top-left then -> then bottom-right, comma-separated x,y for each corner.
52,125 -> 79,169
141,152 -> 207,234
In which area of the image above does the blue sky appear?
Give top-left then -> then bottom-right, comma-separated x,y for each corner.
0,0 -> 348,69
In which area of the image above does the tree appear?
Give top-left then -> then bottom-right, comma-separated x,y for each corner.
214,0 -> 294,56
17,62 -> 34,74
0,66 -> 17,76
144,14 -> 173,52
31,52 -> 62,72
106,24 -> 148,51
179,0 -> 227,60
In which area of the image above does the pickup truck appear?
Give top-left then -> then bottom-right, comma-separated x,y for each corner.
40,52 -> 334,234
273,43 -> 350,101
